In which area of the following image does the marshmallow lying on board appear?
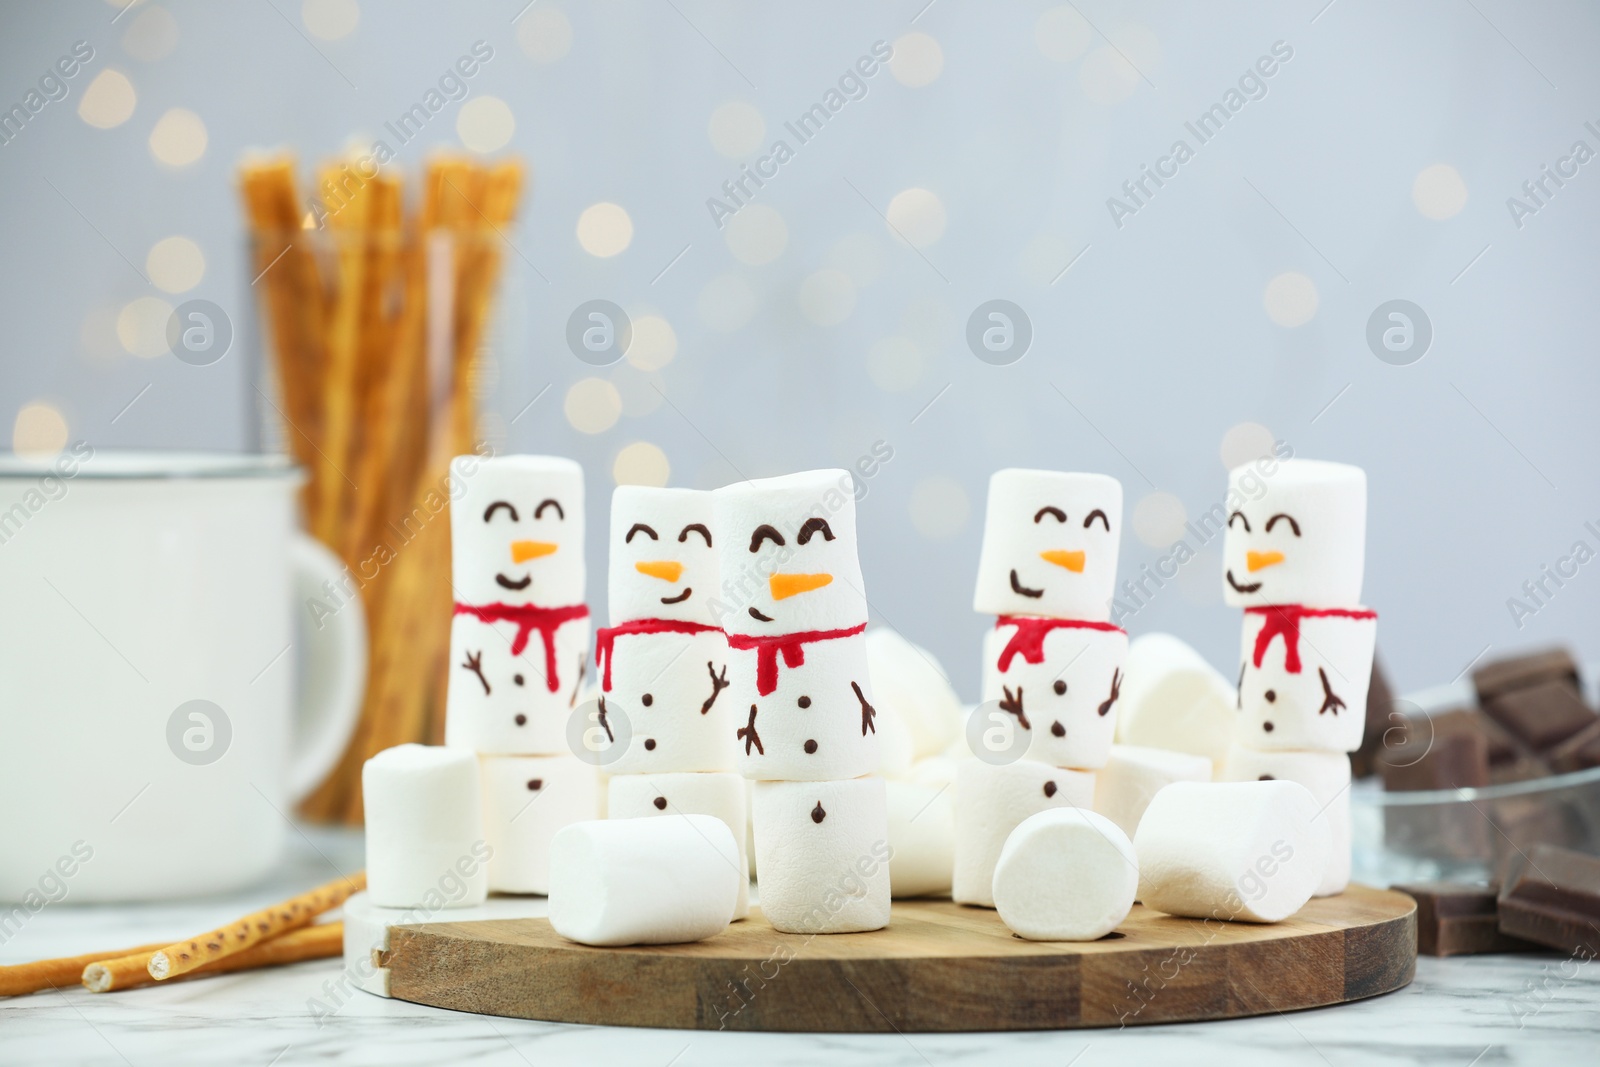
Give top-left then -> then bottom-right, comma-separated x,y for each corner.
1114,632 -> 1236,764
1221,458 -> 1366,609
1236,606 -> 1377,753
751,776 -> 892,934
1093,744 -> 1213,840
993,808 -> 1138,941
952,758 -> 1094,908
363,745 -> 488,909
885,779 -> 954,899
1219,743 -> 1351,897
479,754 -> 600,895
1134,780 -> 1329,923
548,815 -> 741,946
608,771 -> 749,919
973,468 -> 1124,623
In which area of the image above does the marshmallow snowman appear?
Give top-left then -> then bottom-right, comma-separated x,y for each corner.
979,617 -> 1128,770
596,486 -> 734,773
973,469 -> 1124,623
1235,606 -> 1377,752
713,471 -> 878,782
751,776 -> 892,933
1221,459 -> 1365,609
446,455 -> 590,755
478,753 -> 600,894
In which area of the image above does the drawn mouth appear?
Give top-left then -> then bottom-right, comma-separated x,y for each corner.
660,587 -> 692,605
1009,569 -> 1044,598
496,573 -> 532,591
1225,570 -> 1262,594
748,606 -> 774,622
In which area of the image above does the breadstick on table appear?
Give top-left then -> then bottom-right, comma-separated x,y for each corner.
84,923 -> 343,993
146,871 -> 364,981
0,941 -> 167,997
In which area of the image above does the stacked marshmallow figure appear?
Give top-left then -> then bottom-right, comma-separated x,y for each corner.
955,469 -> 1129,907
595,486 -> 748,918
713,471 -> 890,934
1219,459 -> 1375,897
445,454 -> 599,894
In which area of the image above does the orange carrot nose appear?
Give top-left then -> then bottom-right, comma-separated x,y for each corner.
769,572 -> 833,600
1040,549 -> 1086,573
635,560 -> 684,582
511,540 -> 558,563
1247,550 -> 1285,572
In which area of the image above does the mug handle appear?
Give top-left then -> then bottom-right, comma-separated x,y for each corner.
286,534 -> 369,804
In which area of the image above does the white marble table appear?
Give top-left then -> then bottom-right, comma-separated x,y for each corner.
2,826 -> 1594,1067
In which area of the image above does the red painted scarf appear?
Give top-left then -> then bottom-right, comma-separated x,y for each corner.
594,618 -> 724,691
994,615 -> 1126,674
453,601 -> 590,692
726,622 -> 867,696
1246,604 -> 1377,674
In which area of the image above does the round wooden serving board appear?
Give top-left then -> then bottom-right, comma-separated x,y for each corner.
378,885 -> 1415,1031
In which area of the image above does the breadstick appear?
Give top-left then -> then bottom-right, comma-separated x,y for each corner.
0,941 -> 167,997
146,871 -> 363,981
84,923 -> 343,993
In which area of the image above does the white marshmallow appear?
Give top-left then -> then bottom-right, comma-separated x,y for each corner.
952,758 -> 1094,907
607,486 -> 718,626
479,754 -> 601,894
751,777 -> 891,934
993,808 -> 1138,941
1219,744 -> 1351,896
1133,781 -> 1330,923
1236,608 -> 1377,752
906,754 -> 961,789
446,613 -> 590,755
363,745 -> 488,909
864,627 -> 963,760
874,697 -> 916,779
596,628 -> 736,774
728,632 -> 879,781
548,815 -> 740,946
1093,744 -> 1213,839
885,779 -> 953,899
1221,458 -> 1365,608
713,469 -> 867,638
450,454 -> 585,609
608,771 -> 750,919
979,618 -> 1128,770
973,468 -> 1123,622
1115,632 -> 1237,764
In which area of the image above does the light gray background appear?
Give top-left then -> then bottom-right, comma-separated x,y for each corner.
3,0 -> 1597,700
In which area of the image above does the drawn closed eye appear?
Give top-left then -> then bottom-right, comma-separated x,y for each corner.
1034,506 -> 1067,524
534,498 -> 564,520
1228,510 -> 1251,532
796,517 -> 834,545
678,523 -> 712,547
1265,513 -> 1301,536
483,501 -> 517,522
625,523 -> 658,543
749,524 -> 785,552
1083,508 -> 1110,531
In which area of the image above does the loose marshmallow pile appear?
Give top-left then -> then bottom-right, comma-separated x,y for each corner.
1221,457 -> 1374,897
956,469 -> 1129,913
1115,633 -> 1237,765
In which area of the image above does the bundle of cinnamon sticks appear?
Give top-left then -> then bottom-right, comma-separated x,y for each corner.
240,154 -> 526,823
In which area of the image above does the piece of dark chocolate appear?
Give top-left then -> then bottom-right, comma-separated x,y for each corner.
1473,648 -> 1581,705
1497,844 -> 1600,956
1490,800 -> 1583,884
1381,727 -> 1489,791
1393,881 -> 1538,956
1352,657 -> 1396,779
1548,719 -> 1600,773
1484,680 -> 1598,752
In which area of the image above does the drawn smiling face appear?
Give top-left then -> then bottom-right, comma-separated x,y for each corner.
1221,458 -> 1366,608
607,486 -> 719,626
713,469 -> 868,637
973,469 -> 1123,622
450,454 -> 585,607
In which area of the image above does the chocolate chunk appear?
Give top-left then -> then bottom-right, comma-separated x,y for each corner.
1381,728 -> 1488,791
1548,719 -> 1600,773
1484,680 -> 1597,752
1392,881 -> 1538,956
1489,799 -> 1582,883
1352,657 -> 1396,778
1497,844 -> 1600,955
1473,648 -> 1581,705
1431,708 -> 1521,767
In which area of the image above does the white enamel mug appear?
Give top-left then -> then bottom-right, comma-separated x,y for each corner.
0,450 -> 365,902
